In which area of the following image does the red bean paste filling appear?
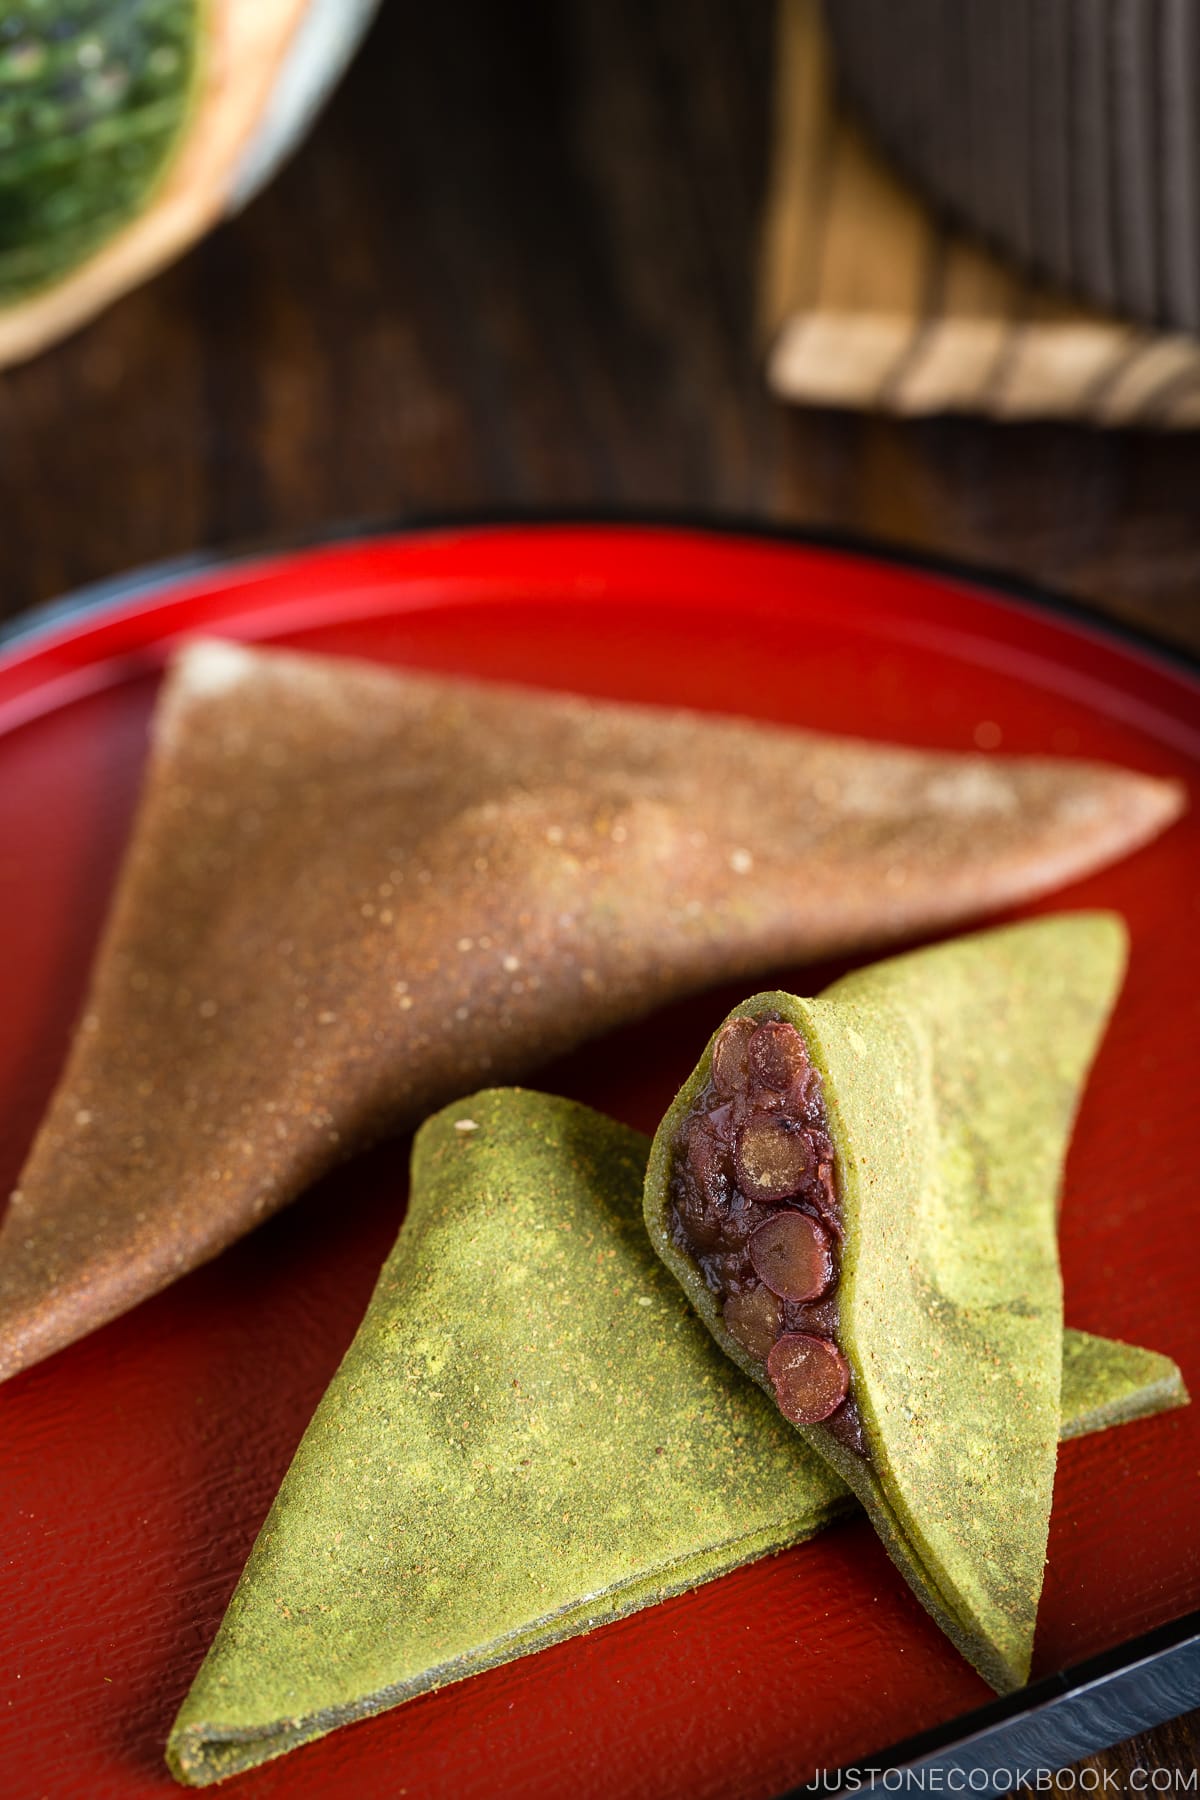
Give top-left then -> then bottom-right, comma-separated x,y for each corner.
668,1013 -> 867,1458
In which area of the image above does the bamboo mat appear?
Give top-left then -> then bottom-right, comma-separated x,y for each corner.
762,0 -> 1200,427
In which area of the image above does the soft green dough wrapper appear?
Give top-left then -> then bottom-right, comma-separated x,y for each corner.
644,913 -> 1147,1694
166,1090 -> 846,1784
1058,1329 -> 1186,1442
168,1082 -> 1183,1783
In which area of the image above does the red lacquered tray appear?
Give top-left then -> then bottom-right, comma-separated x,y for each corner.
0,523 -> 1196,1800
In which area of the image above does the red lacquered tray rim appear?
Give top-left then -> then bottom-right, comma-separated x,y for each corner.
2,513 -> 1197,1793
2,512 -> 1199,724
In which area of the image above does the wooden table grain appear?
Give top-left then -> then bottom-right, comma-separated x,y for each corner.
0,0 -> 1195,1790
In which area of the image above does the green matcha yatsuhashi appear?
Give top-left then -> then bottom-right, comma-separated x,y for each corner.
644,912 -> 1164,1694
168,1084 -> 1184,1783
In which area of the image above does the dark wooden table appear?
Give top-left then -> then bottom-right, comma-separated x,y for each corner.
0,0 -> 1195,1789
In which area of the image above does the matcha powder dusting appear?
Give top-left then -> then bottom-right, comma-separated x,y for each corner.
165,1088 -> 848,1785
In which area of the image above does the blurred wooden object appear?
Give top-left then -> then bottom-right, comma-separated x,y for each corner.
4,0 -> 1200,673
762,0 -> 1200,427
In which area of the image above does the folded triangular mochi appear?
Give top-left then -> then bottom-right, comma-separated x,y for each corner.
1,641 -> 1182,1381
167,1087 -> 1184,1784
166,1090 -> 849,1785
644,914 -> 1132,1693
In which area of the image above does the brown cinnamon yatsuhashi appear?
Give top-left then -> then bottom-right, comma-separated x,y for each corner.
0,640 -> 1182,1382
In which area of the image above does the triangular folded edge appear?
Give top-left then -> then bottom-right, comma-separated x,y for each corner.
168,1085 -> 1185,1784
1058,1329 -> 1187,1441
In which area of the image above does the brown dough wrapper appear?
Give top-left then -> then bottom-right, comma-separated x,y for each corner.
0,640 -> 1182,1381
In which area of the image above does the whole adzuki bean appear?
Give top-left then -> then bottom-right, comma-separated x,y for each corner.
749,1211 -> 835,1303
748,1019 -> 809,1092
766,1333 -> 851,1425
723,1285 -> 782,1361
710,1016 -> 755,1098
735,1114 -> 811,1200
